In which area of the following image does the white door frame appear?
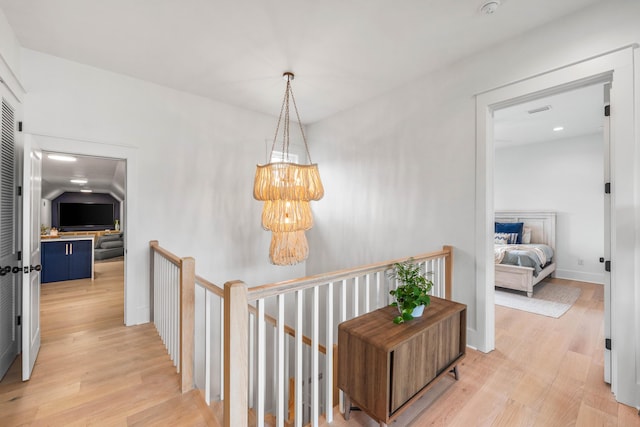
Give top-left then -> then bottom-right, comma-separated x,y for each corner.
475,47 -> 638,406
26,133 -> 138,326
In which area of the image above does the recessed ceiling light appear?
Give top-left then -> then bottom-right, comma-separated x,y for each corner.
80,189 -> 92,193
70,178 -> 88,184
48,154 -> 77,162
553,126 -> 564,132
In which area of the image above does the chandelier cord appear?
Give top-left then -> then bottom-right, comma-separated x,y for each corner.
267,73 -> 313,165
288,82 -> 313,164
269,80 -> 288,163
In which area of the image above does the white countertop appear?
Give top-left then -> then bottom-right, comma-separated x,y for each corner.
41,236 -> 95,243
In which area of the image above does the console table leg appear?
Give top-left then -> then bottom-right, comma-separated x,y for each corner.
379,422 -> 388,427
450,366 -> 459,380
344,393 -> 351,420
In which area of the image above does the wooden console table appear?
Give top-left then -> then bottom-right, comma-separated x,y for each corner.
338,297 -> 466,426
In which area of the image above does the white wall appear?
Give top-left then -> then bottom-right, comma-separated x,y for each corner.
306,0 -> 640,349
0,7 -> 20,80
20,49 -> 307,325
40,198 -> 51,229
495,134 -> 604,284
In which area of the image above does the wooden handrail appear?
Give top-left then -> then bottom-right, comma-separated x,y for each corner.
149,240 -> 182,266
196,274 -> 224,298
248,246 -> 452,301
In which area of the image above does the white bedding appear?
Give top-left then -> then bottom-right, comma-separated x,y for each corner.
494,244 -> 554,276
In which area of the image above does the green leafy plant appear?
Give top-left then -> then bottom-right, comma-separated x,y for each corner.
388,258 -> 433,324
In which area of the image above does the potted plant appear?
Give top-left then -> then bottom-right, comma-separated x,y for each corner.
388,258 -> 433,324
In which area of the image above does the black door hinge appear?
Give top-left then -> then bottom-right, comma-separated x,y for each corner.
16,315 -> 21,326
605,338 -> 611,350
18,121 -> 22,132
17,251 -> 21,261
604,183 -> 611,194
17,186 -> 22,196
605,260 -> 611,272
604,105 -> 610,117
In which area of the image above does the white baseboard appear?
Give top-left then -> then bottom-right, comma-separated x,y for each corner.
554,268 -> 604,285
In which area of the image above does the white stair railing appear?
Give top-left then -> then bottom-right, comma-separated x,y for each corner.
225,246 -> 453,427
149,240 -> 194,393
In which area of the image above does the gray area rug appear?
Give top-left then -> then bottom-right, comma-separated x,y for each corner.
495,281 -> 581,318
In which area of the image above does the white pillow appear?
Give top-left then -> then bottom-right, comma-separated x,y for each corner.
521,227 -> 531,244
495,232 -> 515,244
494,236 -> 509,245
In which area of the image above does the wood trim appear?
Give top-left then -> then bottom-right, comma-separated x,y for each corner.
149,240 -> 182,266
224,280 -> 249,427
149,240 -> 157,322
196,274 -> 224,298
443,245 -> 453,300
180,257 -> 195,393
248,248 -> 451,301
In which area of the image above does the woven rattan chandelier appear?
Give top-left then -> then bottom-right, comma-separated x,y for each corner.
253,72 -> 324,265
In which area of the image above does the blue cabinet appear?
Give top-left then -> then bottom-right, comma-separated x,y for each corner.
41,239 -> 93,283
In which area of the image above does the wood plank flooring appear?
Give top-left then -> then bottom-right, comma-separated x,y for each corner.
0,260 -> 217,426
328,278 -> 640,427
2,268 -> 638,426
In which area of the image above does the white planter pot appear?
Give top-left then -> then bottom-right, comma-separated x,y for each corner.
411,305 -> 425,317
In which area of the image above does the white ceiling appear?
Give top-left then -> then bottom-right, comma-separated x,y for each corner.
0,0 -> 603,124
494,83 -> 605,148
41,153 -> 125,201
1,0 -> 604,197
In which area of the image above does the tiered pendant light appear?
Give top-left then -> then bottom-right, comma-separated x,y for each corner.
253,72 -> 324,265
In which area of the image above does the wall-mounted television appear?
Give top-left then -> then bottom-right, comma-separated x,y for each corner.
58,202 -> 115,228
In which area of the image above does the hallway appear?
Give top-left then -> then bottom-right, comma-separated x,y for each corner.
0,260 -> 216,426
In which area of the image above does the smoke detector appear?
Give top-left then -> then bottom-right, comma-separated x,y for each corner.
480,1 -> 501,14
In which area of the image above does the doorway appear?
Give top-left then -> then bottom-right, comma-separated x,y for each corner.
475,47 -> 637,406
491,82 -> 609,380
40,151 -> 126,277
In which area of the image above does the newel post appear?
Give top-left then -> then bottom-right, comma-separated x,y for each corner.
224,280 -> 249,427
149,240 -> 158,322
443,245 -> 453,300
180,256 -> 195,393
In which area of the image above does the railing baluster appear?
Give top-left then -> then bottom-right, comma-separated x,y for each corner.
311,286 -> 319,427
277,295 -> 285,427
340,279 -> 347,322
365,274 -> 371,313
324,282 -> 333,423
205,290 -> 211,404
353,277 -> 359,317
248,311 -> 254,409
295,289 -> 303,427
257,298 -> 266,427
219,295 -> 224,401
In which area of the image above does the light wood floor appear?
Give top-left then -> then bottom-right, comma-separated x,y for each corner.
330,278 -> 640,427
2,269 -> 639,426
0,260 -> 217,426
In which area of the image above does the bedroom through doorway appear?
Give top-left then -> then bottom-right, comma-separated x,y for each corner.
491,82 -> 611,384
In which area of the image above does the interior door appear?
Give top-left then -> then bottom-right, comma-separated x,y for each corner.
22,135 -> 42,381
0,90 -> 20,380
602,83 -> 611,384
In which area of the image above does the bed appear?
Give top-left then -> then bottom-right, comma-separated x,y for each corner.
494,211 -> 556,297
